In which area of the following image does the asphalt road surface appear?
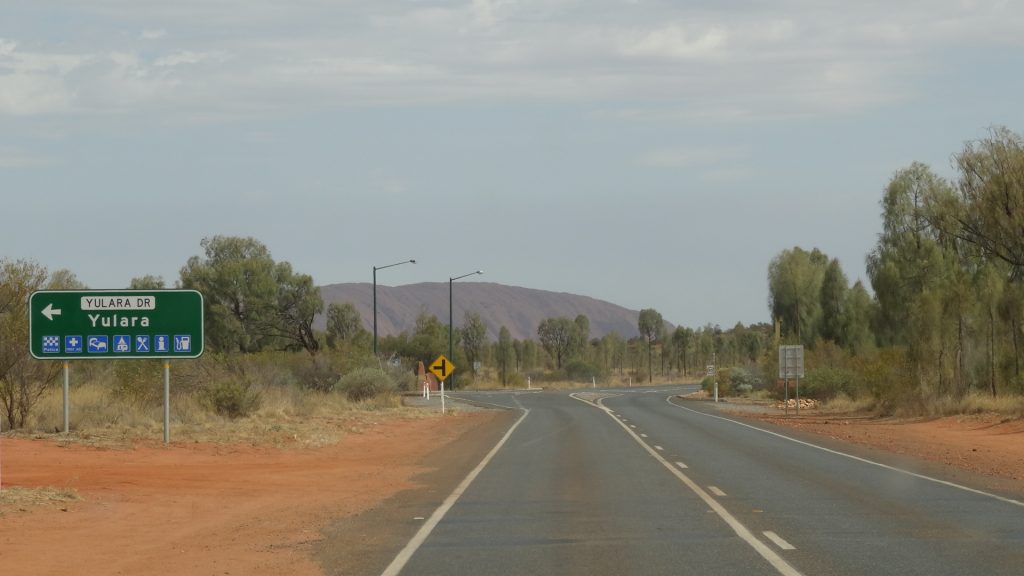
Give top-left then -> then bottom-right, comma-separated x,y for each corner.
381,386 -> 1024,576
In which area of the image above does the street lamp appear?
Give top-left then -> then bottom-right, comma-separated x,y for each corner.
373,259 -> 416,356
449,270 -> 483,389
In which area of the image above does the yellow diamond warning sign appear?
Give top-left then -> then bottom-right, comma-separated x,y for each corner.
429,355 -> 455,381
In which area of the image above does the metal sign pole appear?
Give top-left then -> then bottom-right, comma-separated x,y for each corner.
440,380 -> 446,415
784,377 -> 789,416
163,362 -> 170,444
796,375 -> 800,416
63,361 -> 70,434
713,352 -> 718,403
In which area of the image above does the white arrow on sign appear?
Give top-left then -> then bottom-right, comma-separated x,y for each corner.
42,303 -> 62,321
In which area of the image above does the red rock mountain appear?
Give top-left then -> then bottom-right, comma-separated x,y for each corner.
316,282 -> 645,341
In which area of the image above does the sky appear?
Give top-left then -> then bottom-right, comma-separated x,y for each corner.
3,0 -> 1023,329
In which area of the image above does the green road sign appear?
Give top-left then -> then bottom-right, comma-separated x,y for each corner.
29,290 -> 204,359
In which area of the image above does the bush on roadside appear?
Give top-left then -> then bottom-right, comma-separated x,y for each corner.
800,367 -> 858,401
199,378 -> 262,419
337,368 -> 397,402
564,359 -> 606,383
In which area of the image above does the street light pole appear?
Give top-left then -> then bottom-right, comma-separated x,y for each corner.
373,259 -> 416,356
449,270 -> 483,389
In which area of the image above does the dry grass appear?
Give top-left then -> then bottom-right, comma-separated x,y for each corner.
0,486 -> 80,515
19,381 -> 428,449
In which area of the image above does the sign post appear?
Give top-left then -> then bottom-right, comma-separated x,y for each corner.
706,361 -> 717,403
29,290 -> 204,442
429,355 -> 456,415
778,345 -> 805,416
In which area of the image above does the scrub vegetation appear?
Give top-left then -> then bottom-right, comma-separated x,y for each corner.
2,127 -> 1023,432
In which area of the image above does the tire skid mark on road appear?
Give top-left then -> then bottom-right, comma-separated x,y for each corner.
570,393 -> 804,576
666,397 -> 1024,509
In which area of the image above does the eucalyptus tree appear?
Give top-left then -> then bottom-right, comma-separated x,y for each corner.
672,326 -> 692,376
950,126 -> 1024,271
538,316 -> 575,370
867,163 -> 961,388
129,275 -> 166,290
497,326 -> 514,386
0,260 -> 80,428
638,308 -> 664,383
768,247 -> 829,346
819,258 -> 849,344
326,301 -> 368,350
461,311 -> 488,376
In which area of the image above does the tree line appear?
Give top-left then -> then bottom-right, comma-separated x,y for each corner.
768,126 -> 1024,402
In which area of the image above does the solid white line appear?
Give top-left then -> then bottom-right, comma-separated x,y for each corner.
665,397 -> 1024,509
380,408 -> 531,576
571,394 -> 803,576
655,445 -> 664,451
675,461 -> 689,469
763,531 -> 796,551
708,486 -> 727,497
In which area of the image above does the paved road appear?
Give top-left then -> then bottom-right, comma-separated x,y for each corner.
382,386 -> 1024,575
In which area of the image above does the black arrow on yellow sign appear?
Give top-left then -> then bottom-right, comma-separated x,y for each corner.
432,358 -> 449,378
429,355 -> 455,381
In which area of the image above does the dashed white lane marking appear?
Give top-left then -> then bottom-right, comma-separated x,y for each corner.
630,425 -> 637,429
380,406 -> 530,576
640,433 -> 648,438
675,461 -> 689,469
655,445 -> 664,451
665,396 -> 1024,509
570,393 -> 803,576
764,531 -> 796,551
708,486 -> 727,497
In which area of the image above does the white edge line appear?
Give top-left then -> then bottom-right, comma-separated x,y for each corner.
380,407 -> 530,576
570,393 -> 803,576
666,396 -> 1024,509
764,531 -> 796,551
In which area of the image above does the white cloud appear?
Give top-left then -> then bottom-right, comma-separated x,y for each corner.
140,29 -> 167,41
0,1 -> 1020,120
619,24 -> 729,60
640,146 -> 743,169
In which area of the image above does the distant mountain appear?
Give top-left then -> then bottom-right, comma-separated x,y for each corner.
316,282 -> 646,341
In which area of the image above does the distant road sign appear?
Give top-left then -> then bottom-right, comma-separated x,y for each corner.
29,290 -> 204,359
778,345 -> 805,379
429,355 -> 455,381
706,365 -> 715,376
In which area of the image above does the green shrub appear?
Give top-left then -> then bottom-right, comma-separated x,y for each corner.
800,367 -> 857,400
200,378 -> 262,418
564,359 -> 606,382
337,368 -> 396,401
112,360 -> 165,406
293,355 -> 341,393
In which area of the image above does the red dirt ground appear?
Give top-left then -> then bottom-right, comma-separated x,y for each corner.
0,412 -> 500,576
745,412 -> 1024,483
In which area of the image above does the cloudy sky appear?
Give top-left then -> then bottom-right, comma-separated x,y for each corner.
3,0 -> 1023,329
